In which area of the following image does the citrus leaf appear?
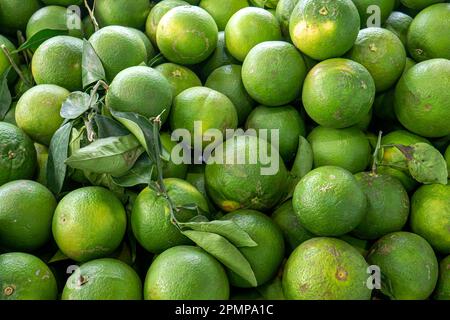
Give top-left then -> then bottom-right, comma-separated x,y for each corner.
112,154 -> 154,187
182,230 -> 258,287
47,121 -> 73,194
82,39 -> 105,88
60,91 -> 91,119
291,136 -> 313,180
395,143 -> 448,185
180,220 -> 257,248
94,114 -> 129,138
83,171 -> 126,200
66,134 -> 144,177
0,67 -> 12,120
15,29 -> 68,52
48,250 -> 69,264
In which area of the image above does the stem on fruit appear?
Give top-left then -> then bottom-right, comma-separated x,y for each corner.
371,131 -> 383,174
0,44 -> 33,88
84,0 -> 100,32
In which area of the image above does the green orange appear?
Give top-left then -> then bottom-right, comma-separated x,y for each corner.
434,255 -> 450,300
352,0 -> 395,28
95,0 -> 151,30
400,0 -> 445,10
155,63 -> 202,97
199,0 -> 249,31
275,0 -> 300,39
0,0 -> 41,33
384,11 -> 413,46
0,35 -> 19,82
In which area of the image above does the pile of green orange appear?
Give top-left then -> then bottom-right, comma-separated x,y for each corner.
0,0 -> 449,301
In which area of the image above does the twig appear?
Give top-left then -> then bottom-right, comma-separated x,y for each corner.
16,31 -> 32,65
371,131 -> 383,174
0,45 -> 33,88
84,0 -> 100,32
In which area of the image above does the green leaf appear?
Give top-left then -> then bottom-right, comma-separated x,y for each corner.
180,220 -> 257,248
291,136 -> 313,180
82,39 -> 106,88
83,171 -> 126,200
60,91 -> 91,119
112,154 -> 154,187
48,250 -> 69,264
47,122 -> 73,194
94,114 -> 129,138
395,142 -> 448,185
182,230 -> 258,287
66,134 -> 144,177
15,29 -> 68,52
0,67 -> 12,120
148,53 -> 166,67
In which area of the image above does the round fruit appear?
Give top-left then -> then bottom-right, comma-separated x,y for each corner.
95,0 -> 151,29
145,0 -> 189,46
411,184 -> 450,254
367,232 -> 439,300
272,200 -> 314,253
128,28 -> 156,62
307,126 -> 371,173
199,0 -> 248,31
242,41 -> 307,106
52,186 -> 127,262
160,132 -> 189,179
155,63 -> 202,97
0,180 -> 56,251
245,105 -> 306,163
0,252 -> 57,300
41,0 -> 83,5
384,11 -> 413,46
62,258 -> 142,300
144,246 -> 229,300
89,26 -> 148,81
106,66 -> 173,122
282,237 -> 372,300
352,172 -> 410,240
289,0 -> 360,60
34,143 -> 48,185
292,166 -> 367,236
0,35 -> 19,82
131,178 -> 210,254
347,28 -> 406,92
0,0 -> 41,33
394,58 -> 450,138
170,87 -> 238,148
26,5 -> 82,39
31,35 -> 83,91
221,209 -> 285,287
434,255 -> 450,300
205,135 -> 289,212
157,6 -> 218,65
407,3 -> 450,62
205,64 -> 255,125
302,58 -> 376,129
352,0 -> 395,28
400,0 -> 444,10
0,122 -> 36,186
275,0 -> 300,39
225,7 -> 282,62
15,84 -> 69,146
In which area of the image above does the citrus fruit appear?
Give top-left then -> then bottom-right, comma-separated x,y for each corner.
384,11 -> 413,46
0,122 -> 36,186
62,258 -> 142,300
307,126 -> 371,173
407,3 -> 450,62
31,35 -> 83,91
367,231 -> 439,300
245,105 -> 306,163
205,135 -> 289,212
52,186 -> 127,262
131,178 -> 210,254
144,245 -> 229,300
410,184 -> 450,254
169,86 -> 238,148
394,58 -> 450,138
434,255 -> 450,300
0,0 -> 41,34
400,0 -> 444,10
272,200 -> 314,253
275,0 -> 300,39
95,0 -> 151,30
352,0 -> 396,28
205,64 -> 255,125
302,58 -> 376,129
339,234 -> 371,257
128,28 -> 157,62
347,28 -> 406,92
106,66 -> 173,123
292,166 -> 367,236
289,0 -> 360,60
89,25 -> 148,81
156,6 -> 218,65
145,0 -> 189,46
41,0 -> 83,5
15,84 -> 69,146
242,41 -> 307,106
160,132 -> 189,179
26,5 -> 82,39
221,209 -> 285,287
225,7 -> 282,62
0,35 -> 19,78
34,143 -> 48,185
196,31 -> 238,81
0,180 -> 56,251
155,63 -> 202,97
352,172 -> 410,240
0,252 -> 57,300
282,237 -> 372,300
199,0 -> 248,30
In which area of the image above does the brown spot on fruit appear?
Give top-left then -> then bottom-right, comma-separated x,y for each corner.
77,275 -> 88,286
3,286 -> 14,296
8,150 -> 15,159
424,104 -> 432,111
319,7 -> 328,15
299,283 -> 309,292
336,267 -> 348,281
